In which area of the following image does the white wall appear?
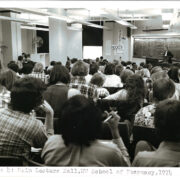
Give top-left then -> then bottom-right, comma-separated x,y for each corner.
67,29 -> 82,60
103,22 -> 131,62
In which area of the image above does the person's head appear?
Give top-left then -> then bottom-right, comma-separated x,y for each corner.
18,56 -> 23,61
151,70 -> 169,83
139,68 -> 150,78
60,95 -> 102,146
154,99 -> 180,142
140,62 -> 145,67
33,62 -> 44,73
50,61 -> 56,66
71,58 -> 78,64
49,64 -> 70,85
125,74 -> 145,104
7,62 -> 19,73
0,69 -> 17,91
168,66 -> 180,83
90,73 -> 105,87
120,69 -> 134,84
153,78 -> 175,102
104,63 -> 115,75
164,46 -> 168,51
10,77 -> 46,113
132,63 -> 137,70
151,66 -> 163,75
71,60 -> 88,77
121,61 -> 127,67
115,64 -> 124,76
21,62 -> 34,74
89,63 -> 99,75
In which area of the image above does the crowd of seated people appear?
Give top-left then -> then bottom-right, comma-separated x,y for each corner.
0,55 -> 180,167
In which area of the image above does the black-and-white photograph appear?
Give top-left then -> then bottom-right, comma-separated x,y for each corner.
0,1 -> 179,179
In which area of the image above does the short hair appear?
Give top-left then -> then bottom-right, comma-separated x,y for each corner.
71,61 -> 88,76
151,66 -> 163,75
115,64 -> 124,76
18,56 -> 23,61
153,78 -> 175,101
90,73 -> 105,87
151,71 -> 169,82
0,69 -> 17,91
60,95 -> 102,146
10,77 -> 46,113
121,61 -> 127,66
50,61 -> 56,66
33,62 -> 44,73
104,63 -> 115,75
140,68 -> 150,78
49,64 -> 70,85
168,66 -> 180,83
89,63 -> 99,75
154,99 -> 180,142
21,62 -> 34,74
120,69 -> 134,84
8,62 -> 19,73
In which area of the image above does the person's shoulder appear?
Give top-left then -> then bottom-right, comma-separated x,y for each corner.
95,140 -> 121,153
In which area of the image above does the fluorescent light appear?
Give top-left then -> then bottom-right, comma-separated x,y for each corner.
116,20 -> 137,29
21,25 -> 49,31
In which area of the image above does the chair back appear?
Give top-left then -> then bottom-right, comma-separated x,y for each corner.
133,126 -> 162,148
0,156 -> 24,166
100,122 -> 130,150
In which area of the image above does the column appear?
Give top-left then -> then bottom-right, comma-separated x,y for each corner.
1,11 -> 22,66
49,17 -> 68,65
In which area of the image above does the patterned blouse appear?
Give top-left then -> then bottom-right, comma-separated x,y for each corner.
134,104 -> 156,128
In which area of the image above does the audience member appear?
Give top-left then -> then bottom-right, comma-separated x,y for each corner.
44,64 -> 80,134
103,63 -> 123,87
90,73 -> 109,98
29,62 -> 49,84
0,69 -> 17,108
134,78 -> 177,128
133,99 -> 180,167
41,95 -> 130,166
0,77 -> 54,158
69,61 -> 98,101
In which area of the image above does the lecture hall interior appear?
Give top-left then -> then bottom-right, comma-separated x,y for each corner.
0,1 -> 180,168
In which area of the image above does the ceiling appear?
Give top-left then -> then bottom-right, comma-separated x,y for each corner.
0,7 -> 179,30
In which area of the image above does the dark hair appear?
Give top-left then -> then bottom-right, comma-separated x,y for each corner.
71,61 -> 88,76
90,73 -> 105,87
50,61 -> 56,66
121,61 -> 127,66
154,99 -> 180,142
8,62 -> 19,73
125,75 -> 145,105
89,63 -> 99,75
0,69 -> 17,91
18,56 -> 23,61
10,77 -> 46,113
153,78 -> 175,101
168,66 -> 180,83
49,64 -> 70,85
60,95 -> 102,146
104,63 -> 115,75
21,62 -> 34,74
